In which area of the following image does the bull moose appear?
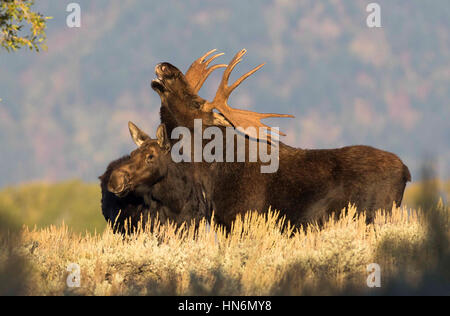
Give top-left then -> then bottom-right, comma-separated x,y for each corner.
148,49 -> 411,227
101,49 -> 411,230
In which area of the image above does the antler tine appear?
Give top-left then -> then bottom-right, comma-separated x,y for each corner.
230,62 -> 265,92
218,49 -> 247,96
205,52 -> 225,66
185,49 -> 227,94
205,49 -> 294,139
204,63 -> 227,79
231,108 -> 294,137
199,49 -> 218,63
215,49 -> 265,101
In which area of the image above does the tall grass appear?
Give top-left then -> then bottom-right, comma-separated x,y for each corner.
0,179 -> 449,295
1,203 -> 447,296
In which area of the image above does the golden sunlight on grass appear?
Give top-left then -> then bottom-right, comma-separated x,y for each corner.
2,203 -> 448,295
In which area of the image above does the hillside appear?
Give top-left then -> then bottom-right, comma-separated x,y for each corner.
0,180 -> 105,233
0,1 -> 449,187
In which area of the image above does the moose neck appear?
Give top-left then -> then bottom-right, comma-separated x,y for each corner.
150,161 -> 194,213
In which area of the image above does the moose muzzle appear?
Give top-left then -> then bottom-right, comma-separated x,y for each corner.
107,170 -> 130,197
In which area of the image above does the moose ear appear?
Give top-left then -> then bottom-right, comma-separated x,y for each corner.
128,121 -> 150,147
156,124 -> 170,152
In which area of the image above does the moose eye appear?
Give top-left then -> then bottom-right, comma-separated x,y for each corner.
145,154 -> 154,164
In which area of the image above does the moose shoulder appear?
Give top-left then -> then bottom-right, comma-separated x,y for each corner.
150,49 -> 411,228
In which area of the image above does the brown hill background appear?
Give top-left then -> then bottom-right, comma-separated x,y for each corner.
0,0 -> 449,187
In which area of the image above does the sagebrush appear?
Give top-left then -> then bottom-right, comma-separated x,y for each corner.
1,202 -> 449,295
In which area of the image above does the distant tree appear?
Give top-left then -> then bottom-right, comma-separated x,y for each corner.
0,0 -> 51,52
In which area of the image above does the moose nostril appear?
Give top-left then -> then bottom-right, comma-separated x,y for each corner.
108,171 -> 130,194
155,63 -> 164,75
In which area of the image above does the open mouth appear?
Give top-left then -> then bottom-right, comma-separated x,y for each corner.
151,77 -> 165,92
151,64 -> 167,93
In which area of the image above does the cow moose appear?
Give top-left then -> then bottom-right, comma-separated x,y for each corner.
103,122 -> 213,230
100,154 -> 164,233
146,49 -> 411,228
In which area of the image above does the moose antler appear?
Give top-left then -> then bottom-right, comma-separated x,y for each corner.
203,49 -> 294,139
185,49 -> 227,94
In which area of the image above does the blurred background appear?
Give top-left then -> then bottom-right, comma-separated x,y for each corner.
0,0 -> 448,232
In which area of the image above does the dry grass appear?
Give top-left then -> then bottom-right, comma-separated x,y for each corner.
2,202 -> 449,296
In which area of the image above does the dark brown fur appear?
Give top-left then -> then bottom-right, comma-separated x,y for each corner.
99,155 -> 154,233
105,124 -> 213,229
150,62 -> 411,228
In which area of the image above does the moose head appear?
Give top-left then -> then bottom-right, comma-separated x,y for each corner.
107,122 -> 171,198
106,122 -> 213,227
151,49 -> 294,139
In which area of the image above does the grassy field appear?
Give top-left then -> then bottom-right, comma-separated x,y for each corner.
0,180 -> 449,295
0,180 -> 106,233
